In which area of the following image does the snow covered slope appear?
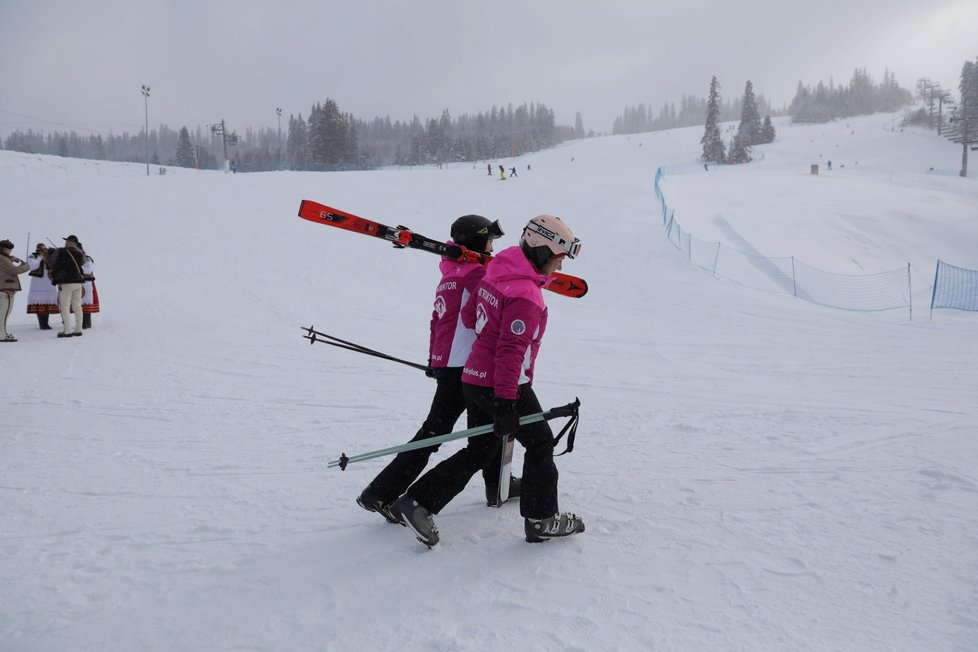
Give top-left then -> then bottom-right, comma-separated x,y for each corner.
1,112 -> 976,651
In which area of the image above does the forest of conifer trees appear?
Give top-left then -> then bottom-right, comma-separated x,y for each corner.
613,92 -> 779,135
788,68 -> 912,123
0,67 -> 929,172
1,100 -> 573,173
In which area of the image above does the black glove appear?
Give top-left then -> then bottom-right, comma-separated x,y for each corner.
425,360 -> 436,379
493,398 -> 519,439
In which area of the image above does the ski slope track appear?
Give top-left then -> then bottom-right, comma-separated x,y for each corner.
1,112 -> 976,651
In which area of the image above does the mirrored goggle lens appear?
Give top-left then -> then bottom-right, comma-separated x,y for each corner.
488,219 -> 504,239
566,239 -> 582,259
477,220 -> 504,239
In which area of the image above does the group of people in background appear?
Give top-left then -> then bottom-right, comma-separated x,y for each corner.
486,163 -> 525,180
0,235 -> 99,342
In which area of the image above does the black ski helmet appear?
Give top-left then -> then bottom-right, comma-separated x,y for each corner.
450,214 -> 504,254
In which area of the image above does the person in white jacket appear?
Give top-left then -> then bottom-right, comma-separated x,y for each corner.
26,243 -> 58,330
76,241 -> 99,329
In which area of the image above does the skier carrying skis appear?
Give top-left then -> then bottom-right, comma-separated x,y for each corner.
356,215 -> 520,522
392,215 -> 585,545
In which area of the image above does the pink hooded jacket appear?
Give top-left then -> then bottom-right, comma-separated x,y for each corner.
461,246 -> 549,399
428,250 -> 487,368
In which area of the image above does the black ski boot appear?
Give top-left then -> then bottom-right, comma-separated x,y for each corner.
356,487 -> 399,524
391,495 -> 439,547
524,512 -> 585,543
485,476 -> 522,507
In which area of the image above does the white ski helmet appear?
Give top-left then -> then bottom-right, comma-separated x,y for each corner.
520,215 -> 581,269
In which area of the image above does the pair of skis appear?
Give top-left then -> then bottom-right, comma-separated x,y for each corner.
296,200 -> 588,298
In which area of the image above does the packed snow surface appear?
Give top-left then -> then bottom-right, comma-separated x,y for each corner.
2,113 -> 976,651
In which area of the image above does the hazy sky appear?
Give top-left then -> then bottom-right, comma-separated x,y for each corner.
1,0 -> 975,138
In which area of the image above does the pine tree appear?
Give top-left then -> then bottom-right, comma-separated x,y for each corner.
286,114 -> 307,170
306,103 -> 324,168
320,99 -> 347,166
727,131 -> 750,164
175,126 -> 194,167
958,59 -> 978,176
758,116 -> 776,144
701,76 -> 726,163
738,80 -> 762,145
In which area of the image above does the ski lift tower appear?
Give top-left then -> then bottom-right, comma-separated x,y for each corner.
943,105 -> 978,177
208,119 -> 238,171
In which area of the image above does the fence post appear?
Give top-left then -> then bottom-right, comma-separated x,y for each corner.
791,256 -> 798,299
907,263 -> 912,321
929,260 -> 941,319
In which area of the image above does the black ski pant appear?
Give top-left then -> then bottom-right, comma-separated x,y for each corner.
406,383 -> 558,520
365,368 -> 500,504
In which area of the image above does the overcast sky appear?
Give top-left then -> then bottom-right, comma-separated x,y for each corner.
1,0 -> 975,138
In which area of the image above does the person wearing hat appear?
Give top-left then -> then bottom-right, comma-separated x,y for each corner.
49,235 -> 86,337
0,239 -> 30,342
26,243 -> 58,329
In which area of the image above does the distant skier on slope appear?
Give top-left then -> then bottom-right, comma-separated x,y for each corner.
392,215 -> 586,546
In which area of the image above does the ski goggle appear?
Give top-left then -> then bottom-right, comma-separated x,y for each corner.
476,220 -> 505,240
524,220 -> 582,259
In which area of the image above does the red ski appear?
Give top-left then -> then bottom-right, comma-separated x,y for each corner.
298,200 -> 588,298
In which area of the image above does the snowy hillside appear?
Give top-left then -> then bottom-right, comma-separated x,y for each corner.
1,112 -> 976,652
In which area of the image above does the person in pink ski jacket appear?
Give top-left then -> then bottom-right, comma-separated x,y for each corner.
393,215 -> 585,546
356,215 -> 517,523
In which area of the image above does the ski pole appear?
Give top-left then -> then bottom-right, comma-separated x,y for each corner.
327,398 -> 580,470
312,337 -> 431,372
302,326 -> 431,373
304,325 -> 400,356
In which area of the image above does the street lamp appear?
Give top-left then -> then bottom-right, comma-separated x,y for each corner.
276,107 -> 283,169
140,85 -> 151,176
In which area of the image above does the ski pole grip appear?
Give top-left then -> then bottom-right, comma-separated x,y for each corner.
544,397 -> 581,420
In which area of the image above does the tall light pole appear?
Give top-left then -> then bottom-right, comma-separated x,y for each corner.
140,85 -> 151,176
276,107 -> 283,169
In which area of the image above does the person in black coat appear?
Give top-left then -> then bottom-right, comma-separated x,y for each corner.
49,235 -> 86,337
